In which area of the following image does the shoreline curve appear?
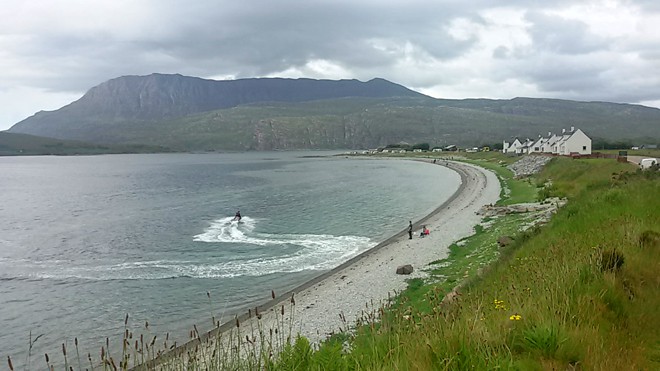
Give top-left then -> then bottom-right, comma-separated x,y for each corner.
147,158 -> 501,366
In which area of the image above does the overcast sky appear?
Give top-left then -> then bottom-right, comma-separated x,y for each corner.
2,0 -> 660,131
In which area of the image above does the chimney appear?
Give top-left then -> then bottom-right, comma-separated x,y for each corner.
562,129 -> 566,134
571,126 -> 575,132
548,131 -> 551,137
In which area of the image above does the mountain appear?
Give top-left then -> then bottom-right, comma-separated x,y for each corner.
7,74 -> 660,151
8,74 -> 426,141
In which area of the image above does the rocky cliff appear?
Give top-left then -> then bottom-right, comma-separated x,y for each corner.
8,74 -> 426,141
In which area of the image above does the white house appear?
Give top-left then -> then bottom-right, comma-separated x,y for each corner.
551,132 -> 568,154
504,138 -> 536,154
503,138 -> 522,154
557,127 -> 591,155
529,135 -> 548,153
541,133 -> 558,153
520,138 -> 535,154
504,127 -> 592,156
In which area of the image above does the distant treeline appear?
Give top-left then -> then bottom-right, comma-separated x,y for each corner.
385,142 -> 509,151
381,138 -> 657,153
0,131 -> 174,156
592,138 -> 658,150
385,143 -> 431,151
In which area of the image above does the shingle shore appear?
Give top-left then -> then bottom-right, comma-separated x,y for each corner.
147,159 -> 501,367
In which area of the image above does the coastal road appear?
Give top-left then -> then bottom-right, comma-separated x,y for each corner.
627,155 -> 659,167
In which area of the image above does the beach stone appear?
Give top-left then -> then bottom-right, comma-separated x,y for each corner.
497,236 -> 514,247
507,155 -> 552,178
396,264 -> 414,275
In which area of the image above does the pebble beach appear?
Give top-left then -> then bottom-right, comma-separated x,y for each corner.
155,159 -> 501,365
269,159 -> 501,343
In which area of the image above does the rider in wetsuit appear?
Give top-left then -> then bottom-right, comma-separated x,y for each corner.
234,210 -> 242,221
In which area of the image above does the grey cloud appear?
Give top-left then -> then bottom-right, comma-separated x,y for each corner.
0,1 -> 521,93
530,66 -> 607,93
132,1 -> 478,74
525,11 -> 610,55
2,0 -> 660,130
493,46 -> 510,59
632,0 -> 660,11
512,53 -> 660,104
638,50 -> 660,61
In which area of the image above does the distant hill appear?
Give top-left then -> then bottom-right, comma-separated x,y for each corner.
0,131 -> 171,156
7,74 -> 660,151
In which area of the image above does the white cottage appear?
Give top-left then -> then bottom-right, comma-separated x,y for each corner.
520,138 -> 535,154
541,133 -> 558,153
504,127 -> 592,156
529,135 -> 548,153
556,127 -> 591,155
503,138 -> 522,154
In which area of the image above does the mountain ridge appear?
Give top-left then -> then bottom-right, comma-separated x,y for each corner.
7,74 -> 660,150
29,74 -> 425,118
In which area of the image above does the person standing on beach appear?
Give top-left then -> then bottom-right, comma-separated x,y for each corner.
408,221 -> 413,239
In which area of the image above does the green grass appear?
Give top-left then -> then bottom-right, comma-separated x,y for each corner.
394,214 -> 531,316
537,157 -> 635,199
271,155 -> 660,370
459,156 -> 538,205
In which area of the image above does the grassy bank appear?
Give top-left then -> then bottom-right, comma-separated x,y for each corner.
270,156 -> 659,370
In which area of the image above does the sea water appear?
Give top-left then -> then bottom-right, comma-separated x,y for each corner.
0,152 -> 460,365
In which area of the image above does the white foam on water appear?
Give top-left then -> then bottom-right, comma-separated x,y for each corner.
193,216 -> 269,244
189,215 -> 375,278
0,217 -> 374,281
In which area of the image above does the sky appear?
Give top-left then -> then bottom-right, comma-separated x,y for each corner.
2,0 -> 660,131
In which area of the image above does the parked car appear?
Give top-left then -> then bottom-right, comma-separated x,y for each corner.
639,158 -> 658,170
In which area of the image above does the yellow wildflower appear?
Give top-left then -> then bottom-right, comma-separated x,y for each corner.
493,299 -> 507,310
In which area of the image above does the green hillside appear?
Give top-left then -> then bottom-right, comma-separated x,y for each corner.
0,132 -> 172,156
7,74 -> 659,151
104,97 -> 659,151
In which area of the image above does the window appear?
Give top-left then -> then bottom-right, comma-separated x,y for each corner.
582,146 -> 586,150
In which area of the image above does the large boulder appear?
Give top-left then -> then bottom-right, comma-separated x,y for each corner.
396,264 -> 414,275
